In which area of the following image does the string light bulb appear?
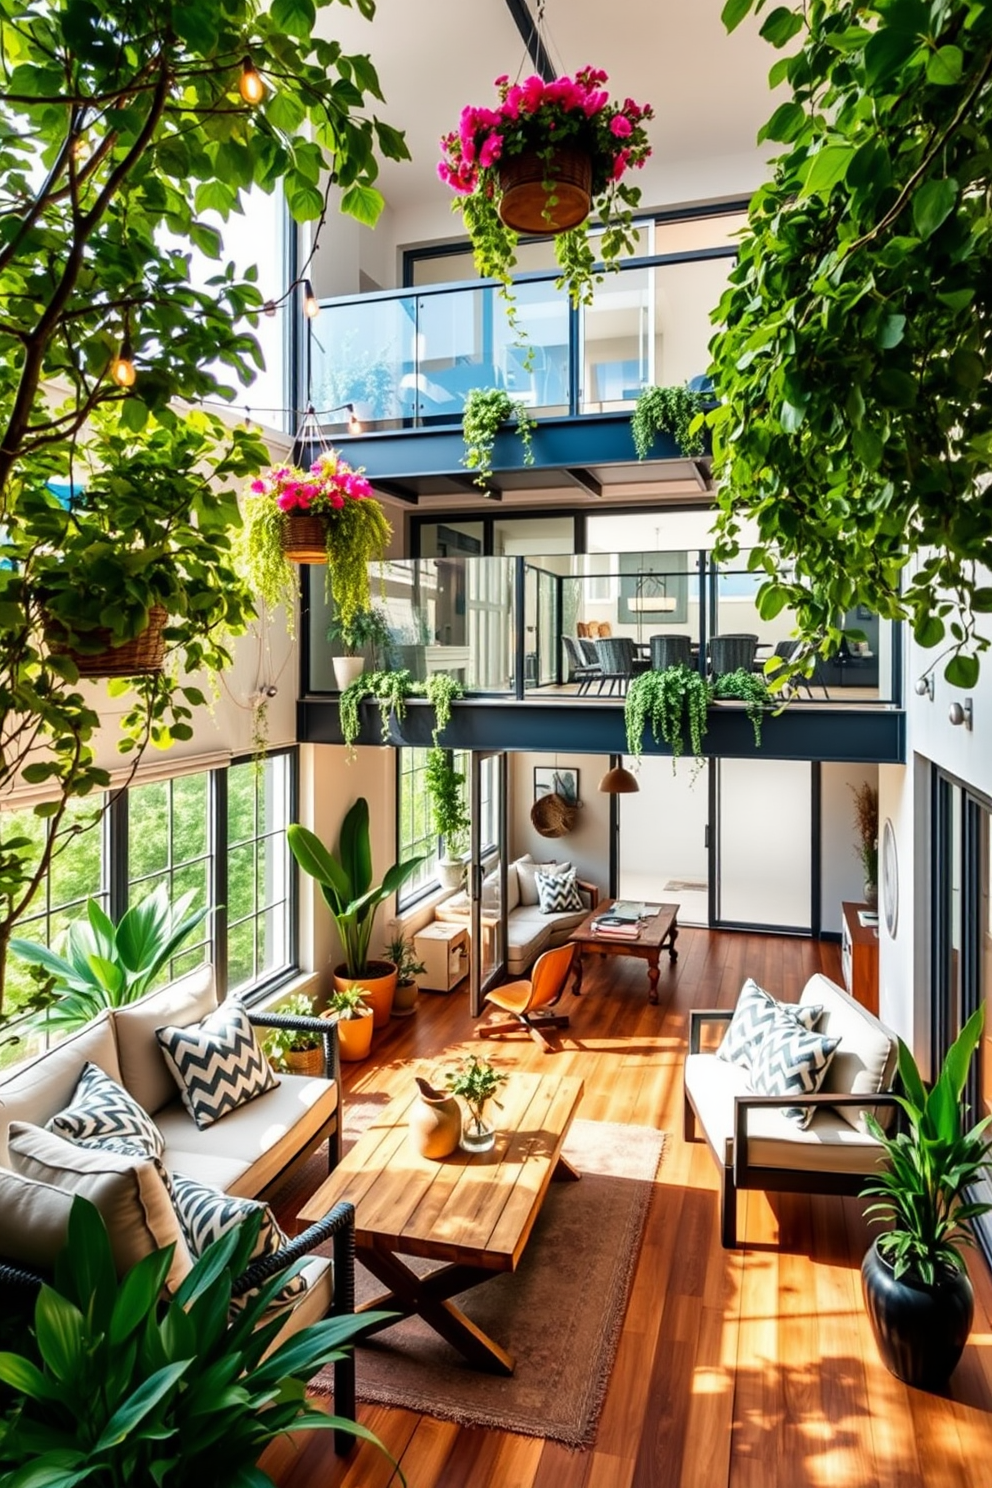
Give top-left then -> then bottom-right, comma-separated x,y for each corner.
239,56 -> 265,106
112,333 -> 136,389
302,279 -> 320,320
347,404 -> 362,435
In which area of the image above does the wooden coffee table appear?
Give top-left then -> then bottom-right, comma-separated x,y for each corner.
296,1071 -> 584,1375
568,901 -> 679,1004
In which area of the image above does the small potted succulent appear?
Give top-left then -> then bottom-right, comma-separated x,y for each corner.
239,451 -> 391,627
438,68 -> 654,307
261,992 -> 324,1076
445,1055 -> 508,1154
382,934 -> 426,1017
325,985 -> 374,1063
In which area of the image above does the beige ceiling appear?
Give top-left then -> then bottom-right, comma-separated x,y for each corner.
318,0 -> 780,212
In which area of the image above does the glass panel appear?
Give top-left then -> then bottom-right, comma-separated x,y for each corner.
48,799 -> 104,906
310,294 -> 417,431
718,759 -> 812,929
650,256 -> 737,388
228,763 -> 257,845
411,237 -> 561,285
491,279 -> 569,415
171,773 -> 208,860
581,265 -> 650,411
258,901 -> 289,979
620,757 -> 709,927
654,212 -> 747,253
172,859 -> 208,909
227,919 -> 255,992
491,516 -> 574,556
128,780 -> 169,881
397,749 -> 439,908
476,753 -> 504,996
418,521 -> 484,558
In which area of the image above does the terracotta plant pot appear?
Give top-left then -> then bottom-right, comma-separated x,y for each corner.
334,959 -> 397,1030
409,1076 -> 460,1158
330,1008 -> 374,1063
392,978 -> 419,1017
497,146 -> 593,235
332,655 -> 365,691
45,605 -> 168,679
281,1044 -> 324,1078
280,512 -> 329,563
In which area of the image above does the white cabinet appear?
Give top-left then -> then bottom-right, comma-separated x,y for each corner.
414,923 -> 469,993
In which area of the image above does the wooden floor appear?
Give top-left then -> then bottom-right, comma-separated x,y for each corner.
262,928 -> 992,1488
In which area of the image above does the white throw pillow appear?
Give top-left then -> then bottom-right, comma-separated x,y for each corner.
516,857 -> 571,906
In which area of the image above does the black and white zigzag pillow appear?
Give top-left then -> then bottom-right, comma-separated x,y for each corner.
170,1172 -> 308,1311
156,998 -> 278,1130
47,1062 -> 165,1160
748,1011 -> 841,1129
535,866 -> 583,914
716,979 -> 822,1073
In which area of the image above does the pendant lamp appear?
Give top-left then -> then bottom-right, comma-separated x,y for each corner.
598,763 -> 639,794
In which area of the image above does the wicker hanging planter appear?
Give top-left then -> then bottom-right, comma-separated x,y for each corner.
498,146 -> 593,235
530,791 -> 579,839
45,605 -> 168,679
280,512 -> 329,564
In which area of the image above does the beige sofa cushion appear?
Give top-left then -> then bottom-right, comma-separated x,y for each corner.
684,1053 -> 885,1177
515,855 -> 571,906
155,1073 -> 338,1199
0,1169 -> 77,1269
0,1013 -> 122,1165
112,965 -> 218,1116
799,973 -> 898,1133
7,1122 -> 192,1292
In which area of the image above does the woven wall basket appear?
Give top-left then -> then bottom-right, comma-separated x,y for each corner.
498,146 -> 593,235
531,791 -> 579,839
280,512 -> 329,564
46,605 -> 168,679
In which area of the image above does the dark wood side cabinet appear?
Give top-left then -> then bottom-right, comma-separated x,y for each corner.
841,900 -> 879,1015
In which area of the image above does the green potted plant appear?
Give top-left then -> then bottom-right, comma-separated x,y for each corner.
445,1055 -> 508,1154
10,885 -> 210,1036
287,799 -> 428,1029
325,985 -> 374,1063
710,668 -> 772,749
261,992 -> 324,1076
852,782 -> 880,907
382,935 -> 426,1017
0,1197 -> 391,1483
631,385 -> 708,460
462,388 -> 535,490
238,452 -> 392,627
861,1006 -> 992,1389
327,605 -> 393,691
625,665 -> 712,772
426,747 -> 470,889
439,68 -> 654,308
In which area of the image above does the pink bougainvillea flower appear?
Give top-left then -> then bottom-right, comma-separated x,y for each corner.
611,149 -> 631,180
521,74 -> 545,113
479,131 -> 503,168
276,491 -> 296,512
610,114 -> 633,138
250,478 -> 267,494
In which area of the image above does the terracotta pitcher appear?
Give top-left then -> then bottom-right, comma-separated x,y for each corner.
409,1076 -> 461,1160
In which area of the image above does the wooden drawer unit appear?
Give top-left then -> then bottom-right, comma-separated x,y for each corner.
414,922 -> 469,993
841,900 -> 879,1016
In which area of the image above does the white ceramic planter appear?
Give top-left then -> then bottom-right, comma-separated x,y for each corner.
332,655 -> 365,691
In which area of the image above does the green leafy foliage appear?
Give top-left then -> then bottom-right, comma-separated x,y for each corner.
260,993 -> 321,1068
326,985 -> 372,1020
710,667 -> 772,748
9,884 -> 209,1035
425,747 -> 469,857
445,1055 -> 507,1136
863,1008 -> 992,1284
709,0 -> 992,688
630,385 -> 707,461
287,799 -> 428,978
624,665 -> 712,770
381,935 -> 425,985
327,605 -> 392,665
0,1196 -> 394,1486
461,389 -> 536,490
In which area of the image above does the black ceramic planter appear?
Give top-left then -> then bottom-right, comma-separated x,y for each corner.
862,1238 -> 974,1389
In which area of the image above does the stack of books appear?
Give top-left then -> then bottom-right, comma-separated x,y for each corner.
591,914 -> 641,940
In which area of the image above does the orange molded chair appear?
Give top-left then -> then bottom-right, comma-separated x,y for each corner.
478,943 -> 576,1053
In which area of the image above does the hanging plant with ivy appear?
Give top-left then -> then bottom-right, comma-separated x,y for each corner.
423,672 -> 463,745
710,668 -> 772,749
625,665 -> 712,771
462,388 -> 535,489
631,385 -> 707,461
425,746 -> 470,856
338,669 -> 464,753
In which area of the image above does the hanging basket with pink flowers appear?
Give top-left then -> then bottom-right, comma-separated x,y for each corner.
238,452 -> 391,627
438,67 -> 653,306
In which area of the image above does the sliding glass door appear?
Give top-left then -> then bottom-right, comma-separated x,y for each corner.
469,751 -> 508,1017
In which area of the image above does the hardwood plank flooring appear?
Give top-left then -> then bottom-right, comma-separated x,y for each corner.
263,927 -> 992,1488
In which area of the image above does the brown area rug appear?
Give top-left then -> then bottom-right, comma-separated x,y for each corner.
273,1109 -> 666,1448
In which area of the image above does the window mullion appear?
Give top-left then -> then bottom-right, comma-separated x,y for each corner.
213,767 -> 229,999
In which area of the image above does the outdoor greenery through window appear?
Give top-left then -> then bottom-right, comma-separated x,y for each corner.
226,755 -> 293,994
128,773 -> 212,985
397,748 -> 440,908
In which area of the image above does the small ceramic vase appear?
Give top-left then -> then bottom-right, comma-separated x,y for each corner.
409,1077 -> 461,1159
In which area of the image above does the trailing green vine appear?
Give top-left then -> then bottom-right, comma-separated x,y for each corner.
710,668 -> 772,749
425,746 -> 469,855
423,672 -> 463,746
625,665 -> 712,771
631,385 -> 707,461
338,668 -> 464,752
462,388 -> 535,489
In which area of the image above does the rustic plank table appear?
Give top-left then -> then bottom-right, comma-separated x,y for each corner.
568,901 -> 679,1005
297,1071 -> 584,1375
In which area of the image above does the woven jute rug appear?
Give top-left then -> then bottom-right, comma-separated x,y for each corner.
273,1110 -> 666,1449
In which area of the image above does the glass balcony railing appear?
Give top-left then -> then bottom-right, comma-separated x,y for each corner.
304,552 -> 899,706
308,248 -> 736,433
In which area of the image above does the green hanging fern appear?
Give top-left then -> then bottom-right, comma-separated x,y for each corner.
423,672 -> 463,746
625,665 -> 712,770
631,385 -> 707,461
323,495 -> 393,628
710,668 -> 772,748
425,746 -> 469,854
462,388 -> 535,489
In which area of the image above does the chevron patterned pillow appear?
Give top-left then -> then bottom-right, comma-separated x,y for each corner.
47,1062 -> 165,1160
156,998 -> 278,1130
535,866 -> 583,914
716,979 -> 822,1073
748,1010 -> 841,1129
169,1173 -> 308,1312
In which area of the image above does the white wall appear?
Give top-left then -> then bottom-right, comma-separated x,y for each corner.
820,763 -> 879,937
509,753 -> 611,896
619,756 -> 708,882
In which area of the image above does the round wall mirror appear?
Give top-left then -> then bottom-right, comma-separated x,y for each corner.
881,817 -> 898,938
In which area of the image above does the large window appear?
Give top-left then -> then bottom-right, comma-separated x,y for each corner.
128,772 -> 212,984
397,749 -> 439,908
226,755 -> 293,995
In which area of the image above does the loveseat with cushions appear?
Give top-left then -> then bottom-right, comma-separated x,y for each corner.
435,853 -> 599,977
684,972 -> 900,1248
0,966 -> 358,1450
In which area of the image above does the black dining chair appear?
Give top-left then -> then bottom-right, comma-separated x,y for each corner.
562,635 -> 602,695
708,634 -> 759,677
594,637 -> 645,695
649,634 -> 693,671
